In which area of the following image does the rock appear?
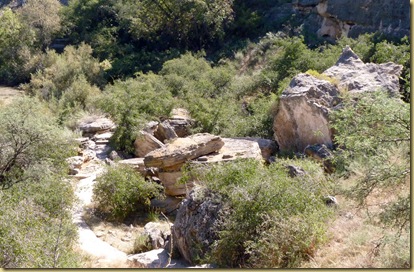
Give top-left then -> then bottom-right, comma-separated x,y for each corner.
134,131 -> 165,158
235,137 -> 278,161
191,138 -> 263,165
323,46 -> 403,96
118,158 -> 147,175
304,144 -> 334,173
144,222 -> 173,250
144,133 -> 224,169
273,73 -> 340,153
150,196 -> 184,214
170,108 -> 192,120
127,248 -> 170,268
143,121 -> 159,134
323,195 -> 338,206
158,171 -> 191,196
154,120 -> 178,143
108,150 -> 121,161
80,149 -> 96,163
78,116 -> 115,135
285,165 -> 307,177
66,156 -> 85,174
167,119 -> 193,138
172,187 -> 223,265
92,131 -> 114,141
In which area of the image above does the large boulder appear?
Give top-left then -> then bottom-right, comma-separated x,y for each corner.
323,45 -> 403,95
191,138 -> 263,164
78,116 -> 115,135
143,222 -> 173,250
172,187 -> 223,265
234,137 -> 278,161
273,73 -> 340,152
134,131 -> 165,158
144,133 -> 224,168
273,46 -> 403,153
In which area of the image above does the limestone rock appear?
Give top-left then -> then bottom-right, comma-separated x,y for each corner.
78,117 -> 115,134
172,187 -> 223,265
66,156 -> 85,174
154,121 -> 178,143
191,138 -> 263,164
324,46 -> 403,96
150,196 -> 184,214
118,158 -> 147,175
143,222 -> 173,250
304,143 -> 334,173
144,133 -> 224,168
127,248 -> 170,268
134,130 -> 165,158
273,73 -> 340,152
235,137 -> 277,161
158,171 -> 192,196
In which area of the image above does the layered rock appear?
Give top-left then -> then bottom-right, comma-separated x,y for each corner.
78,116 -> 115,135
134,131 -> 165,158
144,133 -> 224,168
324,45 -> 403,95
172,187 -> 223,265
273,73 -> 340,152
273,46 -> 403,153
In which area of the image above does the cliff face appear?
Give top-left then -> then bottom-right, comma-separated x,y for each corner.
293,0 -> 410,40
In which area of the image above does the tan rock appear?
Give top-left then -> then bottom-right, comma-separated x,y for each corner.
234,137 -> 277,161
144,133 -> 224,168
134,131 -> 165,157
118,158 -> 147,175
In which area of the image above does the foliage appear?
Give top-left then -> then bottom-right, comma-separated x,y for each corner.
0,7 -> 38,85
97,73 -> 174,153
185,159 -> 332,268
330,91 -> 410,231
0,97 -> 79,268
17,0 -> 62,49
0,96 -> 77,189
93,164 -> 164,221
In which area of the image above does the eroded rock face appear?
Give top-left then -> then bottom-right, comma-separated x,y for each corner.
273,46 -> 403,153
172,187 -> 223,265
144,133 -> 224,168
78,117 -> 115,135
134,131 -> 165,158
324,46 -> 403,95
273,73 -> 340,152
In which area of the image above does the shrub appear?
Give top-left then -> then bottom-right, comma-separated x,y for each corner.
330,91 -> 410,230
93,164 -> 164,221
185,158 -> 332,268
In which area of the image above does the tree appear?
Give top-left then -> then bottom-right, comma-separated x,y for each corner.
330,91 -> 410,231
17,0 -> 63,49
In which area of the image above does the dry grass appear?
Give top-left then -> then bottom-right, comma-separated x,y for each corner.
301,175 -> 410,269
0,86 -> 23,106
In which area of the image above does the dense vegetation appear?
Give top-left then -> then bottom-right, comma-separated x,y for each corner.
0,0 -> 410,268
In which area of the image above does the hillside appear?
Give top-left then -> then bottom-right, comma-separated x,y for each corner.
0,0 -> 410,268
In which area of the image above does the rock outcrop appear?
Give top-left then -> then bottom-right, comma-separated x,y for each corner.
78,116 -> 116,136
293,0 -> 410,41
134,131 -> 165,158
324,46 -> 403,95
273,73 -> 340,152
273,46 -> 403,153
144,133 -> 225,169
172,187 -> 223,265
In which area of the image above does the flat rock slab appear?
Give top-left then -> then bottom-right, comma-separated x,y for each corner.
79,117 -> 116,134
144,133 -> 224,168
134,130 -> 165,158
118,158 -> 147,175
191,138 -> 263,164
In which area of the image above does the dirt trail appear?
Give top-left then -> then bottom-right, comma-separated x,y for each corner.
72,144 -> 129,267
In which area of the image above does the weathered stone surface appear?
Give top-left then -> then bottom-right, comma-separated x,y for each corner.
191,138 -> 263,164
144,222 -> 173,250
304,143 -> 334,173
172,187 -> 223,265
150,196 -> 184,214
78,117 -> 115,134
235,137 -> 277,161
118,158 -> 147,175
134,131 -> 165,158
324,46 -> 403,95
285,165 -> 307,177
143,121 -> 159,135
144,133 -> 224,168
127,248 -> 170,268
158,171 -> 187,196
273,73 -> 339,152
154,121 -> 178,143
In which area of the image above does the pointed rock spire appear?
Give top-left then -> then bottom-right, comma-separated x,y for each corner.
335,45 -> 363,66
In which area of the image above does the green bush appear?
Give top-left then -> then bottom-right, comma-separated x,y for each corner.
330,91 -> 410,231
0,97 -> 80,268
93,164 -> 164,221
185,158 -> 332,268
